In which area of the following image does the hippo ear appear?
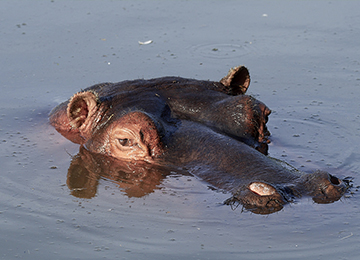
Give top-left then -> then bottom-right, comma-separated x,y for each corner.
67,91 -> 99,130
220,66 -> 250,95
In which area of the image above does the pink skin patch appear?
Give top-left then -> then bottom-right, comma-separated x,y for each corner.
249,182 -> 276,196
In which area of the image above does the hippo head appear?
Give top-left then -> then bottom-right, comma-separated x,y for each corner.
49,66 -> 348,214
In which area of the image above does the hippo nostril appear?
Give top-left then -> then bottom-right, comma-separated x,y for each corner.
329,174 -> 341,185
311,172 -> 346,204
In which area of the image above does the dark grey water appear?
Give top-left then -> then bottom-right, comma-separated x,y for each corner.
1,1 -> 360,259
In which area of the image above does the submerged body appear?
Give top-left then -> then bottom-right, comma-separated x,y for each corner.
50,66 -> 347,214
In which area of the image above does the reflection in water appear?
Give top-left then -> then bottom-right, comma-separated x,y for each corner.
66,146 -> 350,215
67,146 -> 171,199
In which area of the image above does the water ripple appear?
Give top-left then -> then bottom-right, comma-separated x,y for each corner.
189,43 -> 254,59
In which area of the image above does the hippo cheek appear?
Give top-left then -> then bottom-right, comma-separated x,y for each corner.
310,172 -> 347,204
229,182 -> 286,214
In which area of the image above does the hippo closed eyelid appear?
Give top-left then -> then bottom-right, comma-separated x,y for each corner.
139,130 -> 144,142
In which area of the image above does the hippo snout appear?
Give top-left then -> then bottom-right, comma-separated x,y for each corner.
228,171 -> 348,214
305,171 -> 347,203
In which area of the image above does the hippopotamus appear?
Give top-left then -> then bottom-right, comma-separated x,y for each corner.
49,66 -> 348,214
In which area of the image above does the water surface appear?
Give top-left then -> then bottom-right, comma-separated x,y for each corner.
1,1 -> 360,259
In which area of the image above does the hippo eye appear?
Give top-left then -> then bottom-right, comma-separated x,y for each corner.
118,138 -> 133,146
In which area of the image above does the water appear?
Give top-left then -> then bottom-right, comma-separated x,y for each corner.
1,1 -> 360,259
